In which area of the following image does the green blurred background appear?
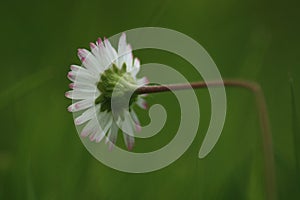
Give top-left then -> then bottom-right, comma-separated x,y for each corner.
1,0 -> 299,199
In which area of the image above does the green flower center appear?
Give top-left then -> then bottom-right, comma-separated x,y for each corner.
95,63 -> 138,113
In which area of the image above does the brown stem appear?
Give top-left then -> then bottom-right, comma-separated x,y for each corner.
136,80 -> 277,200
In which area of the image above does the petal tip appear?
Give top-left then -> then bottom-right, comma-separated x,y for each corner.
96,38 -> 102,46
127,143 -> 134,151
143,102 -> 148,109
69,83 -> 74,89
65,91 -> 71,98
136,124 -> 142,132
90,42 -> 97,50
81,130 -> 89,137
67,105 -> 73,112
75,118 -> 82,125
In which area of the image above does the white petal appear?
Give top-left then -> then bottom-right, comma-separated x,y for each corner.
121,113 -> 135,151
119,47 -> 133,70
78,49 -> 101,73
130,58 -> 140,77
65,90 -> 99,100
69,65 -> 96,77
67,99 -> 94,112
69,82 -> 97,91
74,105 -> 99,125
97,112 -> 110,129
70,64 -> 83,72
136,97 -> 148,110
103,38 -> 118,66
89,42 -> 97,54
71,86 -> 98,94
89,128 -> 99,141
136,77 -> 149,86
117,33 -> 133,70
94,129 -> 105,143
95,116 -> 112,143
123,133 -> 134,151
118,33 -> 127,54
121,111 -> 133,132
120,110 -> 136,150
81,118 -> 98,137
67,70 -> 98,84
90,41 -> 107,72
124,45 -> 133,70
106,120 -> 119,150
130,110 -> 141,132
95,38 -> 112,69
118,51 -> 133,71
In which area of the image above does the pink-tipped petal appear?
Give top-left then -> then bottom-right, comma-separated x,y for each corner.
67,105 -> 73,112
65,91 -> 71,98
107,131 -> 117,151
67,71 -> 75,80
89,133 -> 97,141
127,142 -> 134,151
69,83 -> 75,89
144,77 -> 149,84
90,42 -> 97,50
127,44 -> 132,52
70,65 -> 80,71
75,103 -> 80,109
96,38 -> 102,46
77,48 -> 89,61
142,102 -> 148,109
135,124 -> 142,132
67,71 -> 72,78
108,142 -> 115,151
74,118 -> 82,125
81,130 -> 89,137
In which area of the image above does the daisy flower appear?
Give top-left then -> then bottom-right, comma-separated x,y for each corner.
65,33 -> 148,150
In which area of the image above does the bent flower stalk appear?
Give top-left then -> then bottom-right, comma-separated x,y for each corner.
65,33 -> 148,150
65,33 -> 276,200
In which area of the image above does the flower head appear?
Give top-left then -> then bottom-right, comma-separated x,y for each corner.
65,33 -> 148,150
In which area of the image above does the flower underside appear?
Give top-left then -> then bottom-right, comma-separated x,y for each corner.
66,33 -> 148,149
95,63 -> 138,115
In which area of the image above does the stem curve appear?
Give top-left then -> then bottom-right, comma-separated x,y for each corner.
136,79 -> 277,200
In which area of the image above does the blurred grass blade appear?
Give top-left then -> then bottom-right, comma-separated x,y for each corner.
289,77 -> 300,170
0,67 -> 54,110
